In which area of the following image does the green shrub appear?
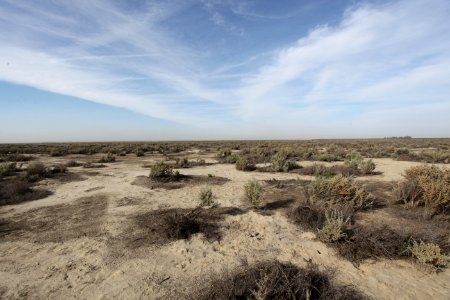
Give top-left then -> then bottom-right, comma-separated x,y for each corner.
235,157 -> 256,171
344,152 -> 376,175
199,187 -> 214,206
25,162 -> 47,182
0,163 -> 17,176
150,162 -> 173,178
244,180 -> 263,208
318,210 -> 350,243
358,159 -> 376,175
135,150 -> 145,157
271,150 -> 288,172
98,152 -> 116,163
176,157 -> 190,168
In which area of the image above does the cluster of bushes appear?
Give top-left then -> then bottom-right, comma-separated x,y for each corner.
196,261 -> 367,299
343,152 -> 376,175
308,175 -> 374,211
176,157 -> 206,168
0,154 -> 33,162
394,165 -> 450,216
23,162 -> 67,182
270,149 -> 300,172
235,157 -> 256,171
395,149 -> 450,163
149,162 -> 182,179
98,153 -> 116,163
0,162 -> 19,177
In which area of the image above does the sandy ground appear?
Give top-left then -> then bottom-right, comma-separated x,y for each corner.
0,154 -> 449,299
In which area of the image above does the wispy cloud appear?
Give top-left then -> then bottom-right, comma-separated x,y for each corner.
0,0 -> 449,138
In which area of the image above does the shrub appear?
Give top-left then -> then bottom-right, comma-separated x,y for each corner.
196,261 -> 367,300
394,165 -> 450,215
199,187 -> 214,206
244,180 -> 263,208
135,149 -> 145,157
309,175 -> 374,210
271,150 -> 288,172
409,240 -> 449,269
98,152 -> 115,163
235,157 -> 256,171
344,152 -> 376,175
223,154 -> 239,164
318,210 -> 350,243
217,148 -> 232,158
64,160 -> 81,167
150,162 -> 174,178
176,157 -> 190,168
0,163 -> 17,176
24,162 -> 47,182
3,154 -> 33,162
358,159 -> 376,175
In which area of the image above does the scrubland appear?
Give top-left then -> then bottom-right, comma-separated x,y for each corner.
0,138 -> 449,299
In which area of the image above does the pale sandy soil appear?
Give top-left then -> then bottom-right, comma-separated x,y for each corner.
0,154 -> 449,299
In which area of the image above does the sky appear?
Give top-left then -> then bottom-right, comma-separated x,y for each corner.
0,0 -> 449,142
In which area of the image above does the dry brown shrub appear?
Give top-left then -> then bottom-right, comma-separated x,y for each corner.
195,261 -> 367,300
394,165 -> 450,215
309,175 -> 374,210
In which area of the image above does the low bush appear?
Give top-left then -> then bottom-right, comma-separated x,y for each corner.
235,157 -> 256,171
64,160 -> 81,167
271,149 -> 288,171
344,152 -> 376,175
196,261 -> 367,300
98,153 -> 116,163
394,165 -> 450,215
244,180 -> 263,208
309,175 -> 374,210
1,154 -> 33,162
408,240 -> 449,270
24,162 -> 47,182
150,162 -> 174,178
135,149 -> 145,157
0,163 -> 17,176
318,210 -> 350,243
199,187 -> 214,206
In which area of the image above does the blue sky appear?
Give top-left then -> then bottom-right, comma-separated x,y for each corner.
1,0 -> 449,142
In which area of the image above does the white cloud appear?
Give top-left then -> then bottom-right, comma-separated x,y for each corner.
0,0 -> 449,138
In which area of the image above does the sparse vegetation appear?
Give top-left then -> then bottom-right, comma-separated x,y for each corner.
244,179 -> 263,207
